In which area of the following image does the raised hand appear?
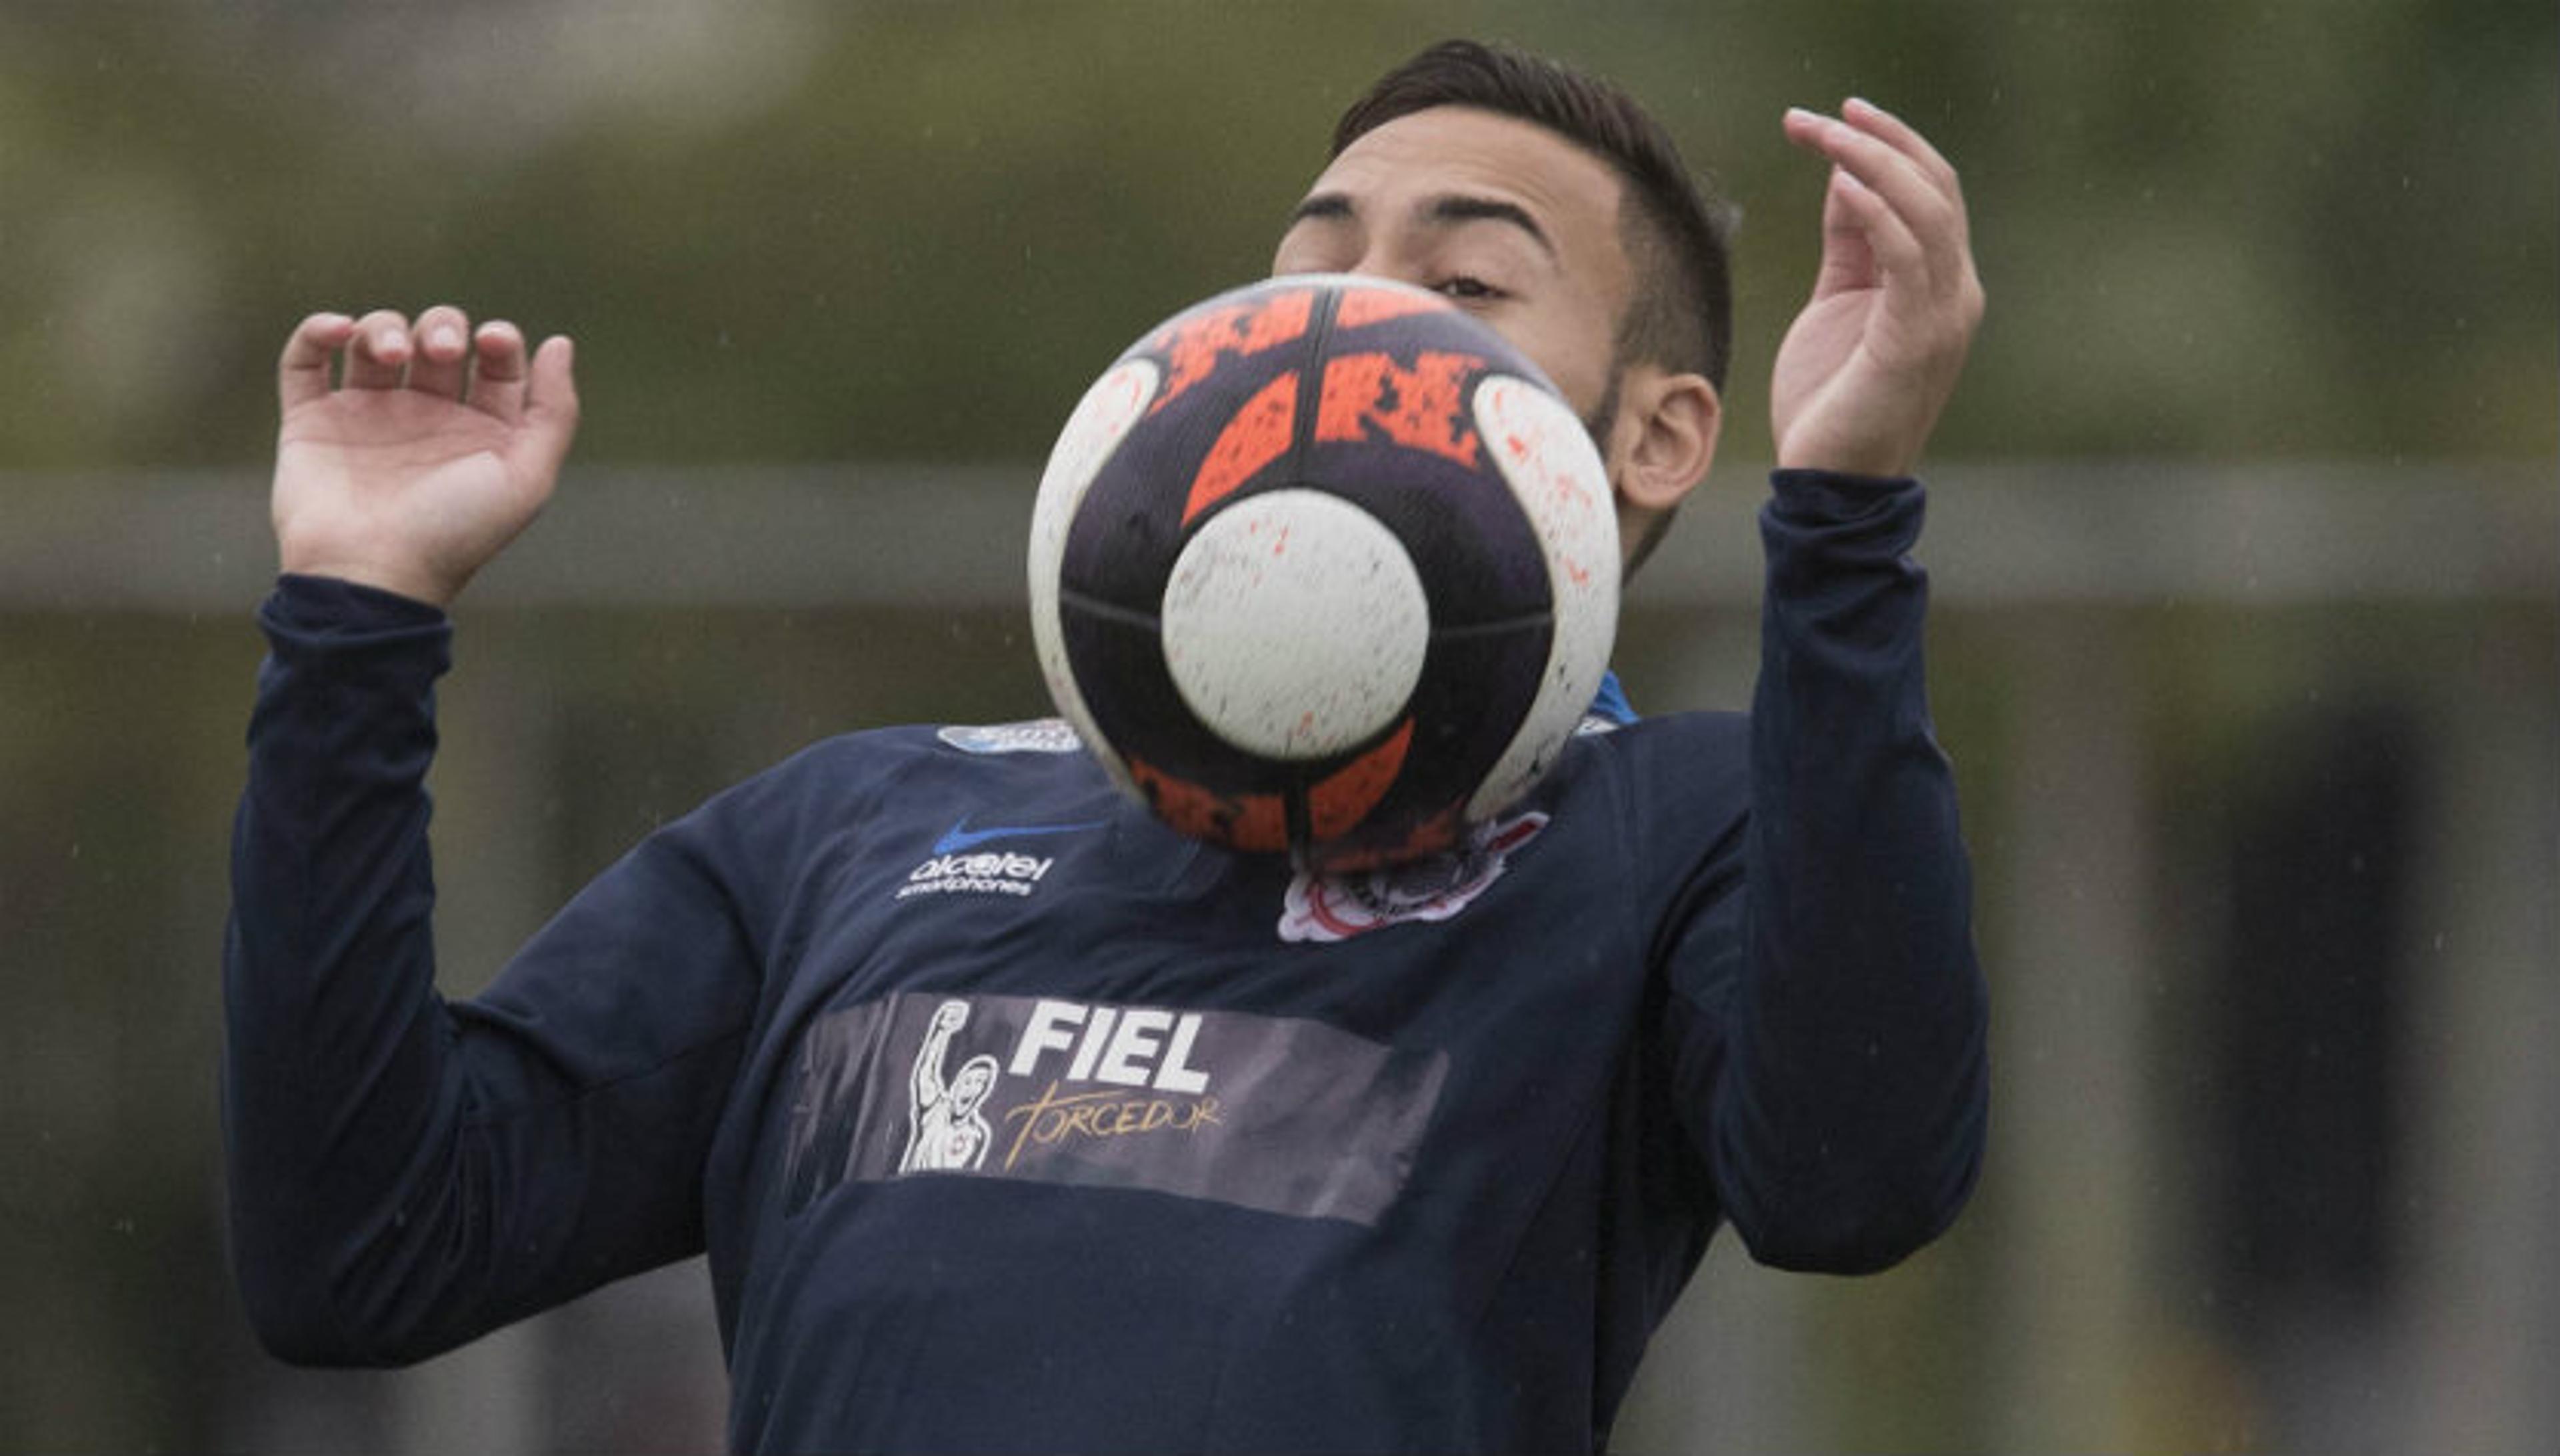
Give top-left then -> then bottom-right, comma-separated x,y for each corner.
273,305 -> 580,607
1769,100 -> 1984,479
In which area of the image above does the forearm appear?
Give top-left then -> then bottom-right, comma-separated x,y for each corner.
224,575 -> 469,1360
913,1025 -> 950,1107
1715,470 -> 1988,1271
226,575 -> 763,1361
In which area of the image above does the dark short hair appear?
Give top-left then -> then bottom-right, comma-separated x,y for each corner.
1333,39 -> 1736,391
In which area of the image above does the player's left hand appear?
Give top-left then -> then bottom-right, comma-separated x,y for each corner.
1770,99 -> 1984,479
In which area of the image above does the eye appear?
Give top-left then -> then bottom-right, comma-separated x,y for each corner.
1433,275 -> 1505,303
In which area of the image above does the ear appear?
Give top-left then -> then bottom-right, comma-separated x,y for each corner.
1611,365 -> 1721,513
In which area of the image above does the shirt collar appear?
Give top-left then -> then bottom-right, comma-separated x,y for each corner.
1587,669 -> 1637,726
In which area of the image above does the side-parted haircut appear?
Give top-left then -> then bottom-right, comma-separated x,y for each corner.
1333,39 -> 1737,391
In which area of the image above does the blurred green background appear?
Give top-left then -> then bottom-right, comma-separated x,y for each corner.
2,2 -> 2553,1452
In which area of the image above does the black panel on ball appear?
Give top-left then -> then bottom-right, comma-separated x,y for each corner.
1394,621 -> 1554,809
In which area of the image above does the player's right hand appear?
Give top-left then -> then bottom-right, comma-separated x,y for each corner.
273,305 -> 580,607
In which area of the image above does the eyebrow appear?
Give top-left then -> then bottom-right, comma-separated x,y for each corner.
1287,191 -> 1558,261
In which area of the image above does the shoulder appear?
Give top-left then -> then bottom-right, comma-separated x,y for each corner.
793,715 -> 1101,782
1568,707 -> 1751,796
1551,708 -> 1754,866
693,717 -> 1109,836
1511,707 -> 1752,841
1617,707 -> 1750,750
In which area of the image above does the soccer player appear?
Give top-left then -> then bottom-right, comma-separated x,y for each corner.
227,39 -> 1987,1453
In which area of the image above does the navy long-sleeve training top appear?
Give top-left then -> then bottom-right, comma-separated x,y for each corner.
225,469 -> 1988,1454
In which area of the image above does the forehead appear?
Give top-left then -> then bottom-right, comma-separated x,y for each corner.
1304,106 -> 1629,263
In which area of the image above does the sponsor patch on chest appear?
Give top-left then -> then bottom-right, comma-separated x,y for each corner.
893,815 -> 1109,901
782,992 -> 1445,1226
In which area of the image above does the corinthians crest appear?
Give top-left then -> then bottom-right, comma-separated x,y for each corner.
1277,812 -> 1548,943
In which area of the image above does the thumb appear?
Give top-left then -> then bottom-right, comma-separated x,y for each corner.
516,335 -> 583,479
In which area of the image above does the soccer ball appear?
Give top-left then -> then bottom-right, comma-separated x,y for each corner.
1027,275 -> 1619,868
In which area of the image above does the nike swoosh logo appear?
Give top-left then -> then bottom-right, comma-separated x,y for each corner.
933,817 -> 1109,855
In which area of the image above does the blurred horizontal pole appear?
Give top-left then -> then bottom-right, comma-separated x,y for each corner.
1,460 -> 2550,613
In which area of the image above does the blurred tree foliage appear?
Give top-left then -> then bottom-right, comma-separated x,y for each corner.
0,0 -> 2551,467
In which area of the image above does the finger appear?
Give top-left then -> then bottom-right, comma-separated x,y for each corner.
467,319 -> 530,423
515,335 -> 582,480
1786,109 -> 1963,283
343,309 -> 414,390
1840,97 -> 1964,206
1827,166 -> 1928,294
1840,101 -> 1973,271
1789,109 -> 1941,228
405,305 -> 473,400
278,312 -> 356,413
1781,103 -> 1835,178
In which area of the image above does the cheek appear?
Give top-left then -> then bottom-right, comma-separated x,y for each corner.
1508,309 -> 1617,421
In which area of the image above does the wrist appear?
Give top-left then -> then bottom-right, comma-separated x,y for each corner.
1773,431 -> 1919,479
275,549 -> 457,609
